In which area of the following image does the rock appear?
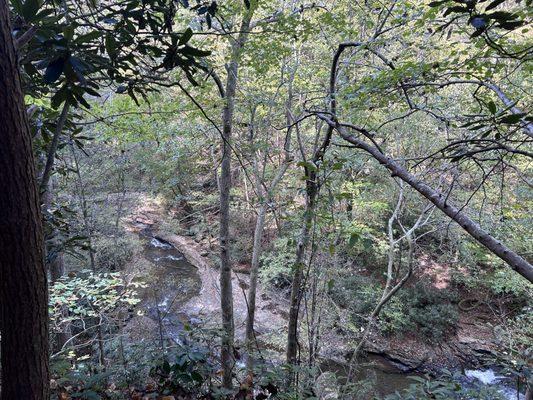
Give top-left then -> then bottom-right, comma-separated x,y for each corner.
315,372 -> 339,399
200,250 -> 209,257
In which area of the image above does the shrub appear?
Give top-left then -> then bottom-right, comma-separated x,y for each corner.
331,275 -> 459,340
404,282 -> 459,342
94,235 -> 138,271
260,237 -> 295,289
330,274 -> 411,335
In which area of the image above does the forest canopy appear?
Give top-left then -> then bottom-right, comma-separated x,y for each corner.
0,0 -> 531,399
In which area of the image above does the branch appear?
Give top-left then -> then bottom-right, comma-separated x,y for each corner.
318,114 -> 533,283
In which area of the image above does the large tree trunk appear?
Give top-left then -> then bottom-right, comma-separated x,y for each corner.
0,0 -> 50,397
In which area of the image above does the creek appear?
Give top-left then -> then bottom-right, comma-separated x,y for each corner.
137,231 -> 526,399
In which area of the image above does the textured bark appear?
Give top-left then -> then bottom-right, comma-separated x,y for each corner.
218,8 -> 254,389
0,0 -> 50,397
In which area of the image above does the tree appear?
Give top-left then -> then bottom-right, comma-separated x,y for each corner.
217,1 -> 256,388
0,0 -> 49,397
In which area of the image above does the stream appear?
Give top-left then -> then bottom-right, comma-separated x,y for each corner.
138,231 -> 526,399
139,233 -> 201,344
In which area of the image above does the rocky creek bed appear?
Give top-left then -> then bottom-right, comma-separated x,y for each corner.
121,196 -> 527,399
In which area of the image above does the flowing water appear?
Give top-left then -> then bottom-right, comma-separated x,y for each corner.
139,234 -> 526,399
139,234 -> 201,344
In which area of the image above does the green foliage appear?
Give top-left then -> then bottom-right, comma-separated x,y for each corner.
93,236 -> 138,272
385,371 -> 509,400
260,237 -> 295,289
404,282 -> 459,342
331,276 -> 459,340
49,272 -> 144,333
487,268 -> 532,299
331,274 -> 412,335
150,347 -> 212,395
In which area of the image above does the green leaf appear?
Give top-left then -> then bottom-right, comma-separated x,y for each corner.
75,30 -> 103,44
83,87 -> 100,97
10,0 -> 24,15
179,27 -> 193,45
180,45 -> 211,57
296,161 -> 318,172
51,85 -> 68,109
105,34 -> 117,59
497,20 -> 524,30
44,58 -> 65,83
488,11 -> 518,21
488,100 -> 497,114
443,6 -> 467,17
348,232 -> 359,247
428,0 -> 450,6
20,0 -> 41,21
499,113 -> 526,124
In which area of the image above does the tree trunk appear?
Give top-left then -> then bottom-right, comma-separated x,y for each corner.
44,177 -> 73,353
218,7 -> 255,389
70,143 -> 105,366
245,203 -> 267,372
39,100 -> 70,195
0,0 -> 50,397
286,178 -> 317,365
219,53 -> 238,392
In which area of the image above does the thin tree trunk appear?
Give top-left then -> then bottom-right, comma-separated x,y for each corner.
0,1 -> 49,397
245,73 -> 294,379
70,143 -> 105,366
44,177 -> 73,352
218,5 -> 255,389
286,178 -> 317,365
39,100 -> 70,195
245,203 -> 267,372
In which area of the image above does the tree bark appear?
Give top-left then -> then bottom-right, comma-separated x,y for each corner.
286,177 -> 317,365
0,0 -> 50,397
245,203 -> 267,371
218,6 -> 255,389
39,100 -> 70,195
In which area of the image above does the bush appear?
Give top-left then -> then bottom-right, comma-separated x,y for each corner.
94,235 -> 138,271
330,274 -> 411,335
260,237 -> 295,289
330,275 -> 459,340
404,282 -> 459,342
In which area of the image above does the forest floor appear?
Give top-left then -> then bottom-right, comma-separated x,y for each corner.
118,193 -> 501,373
